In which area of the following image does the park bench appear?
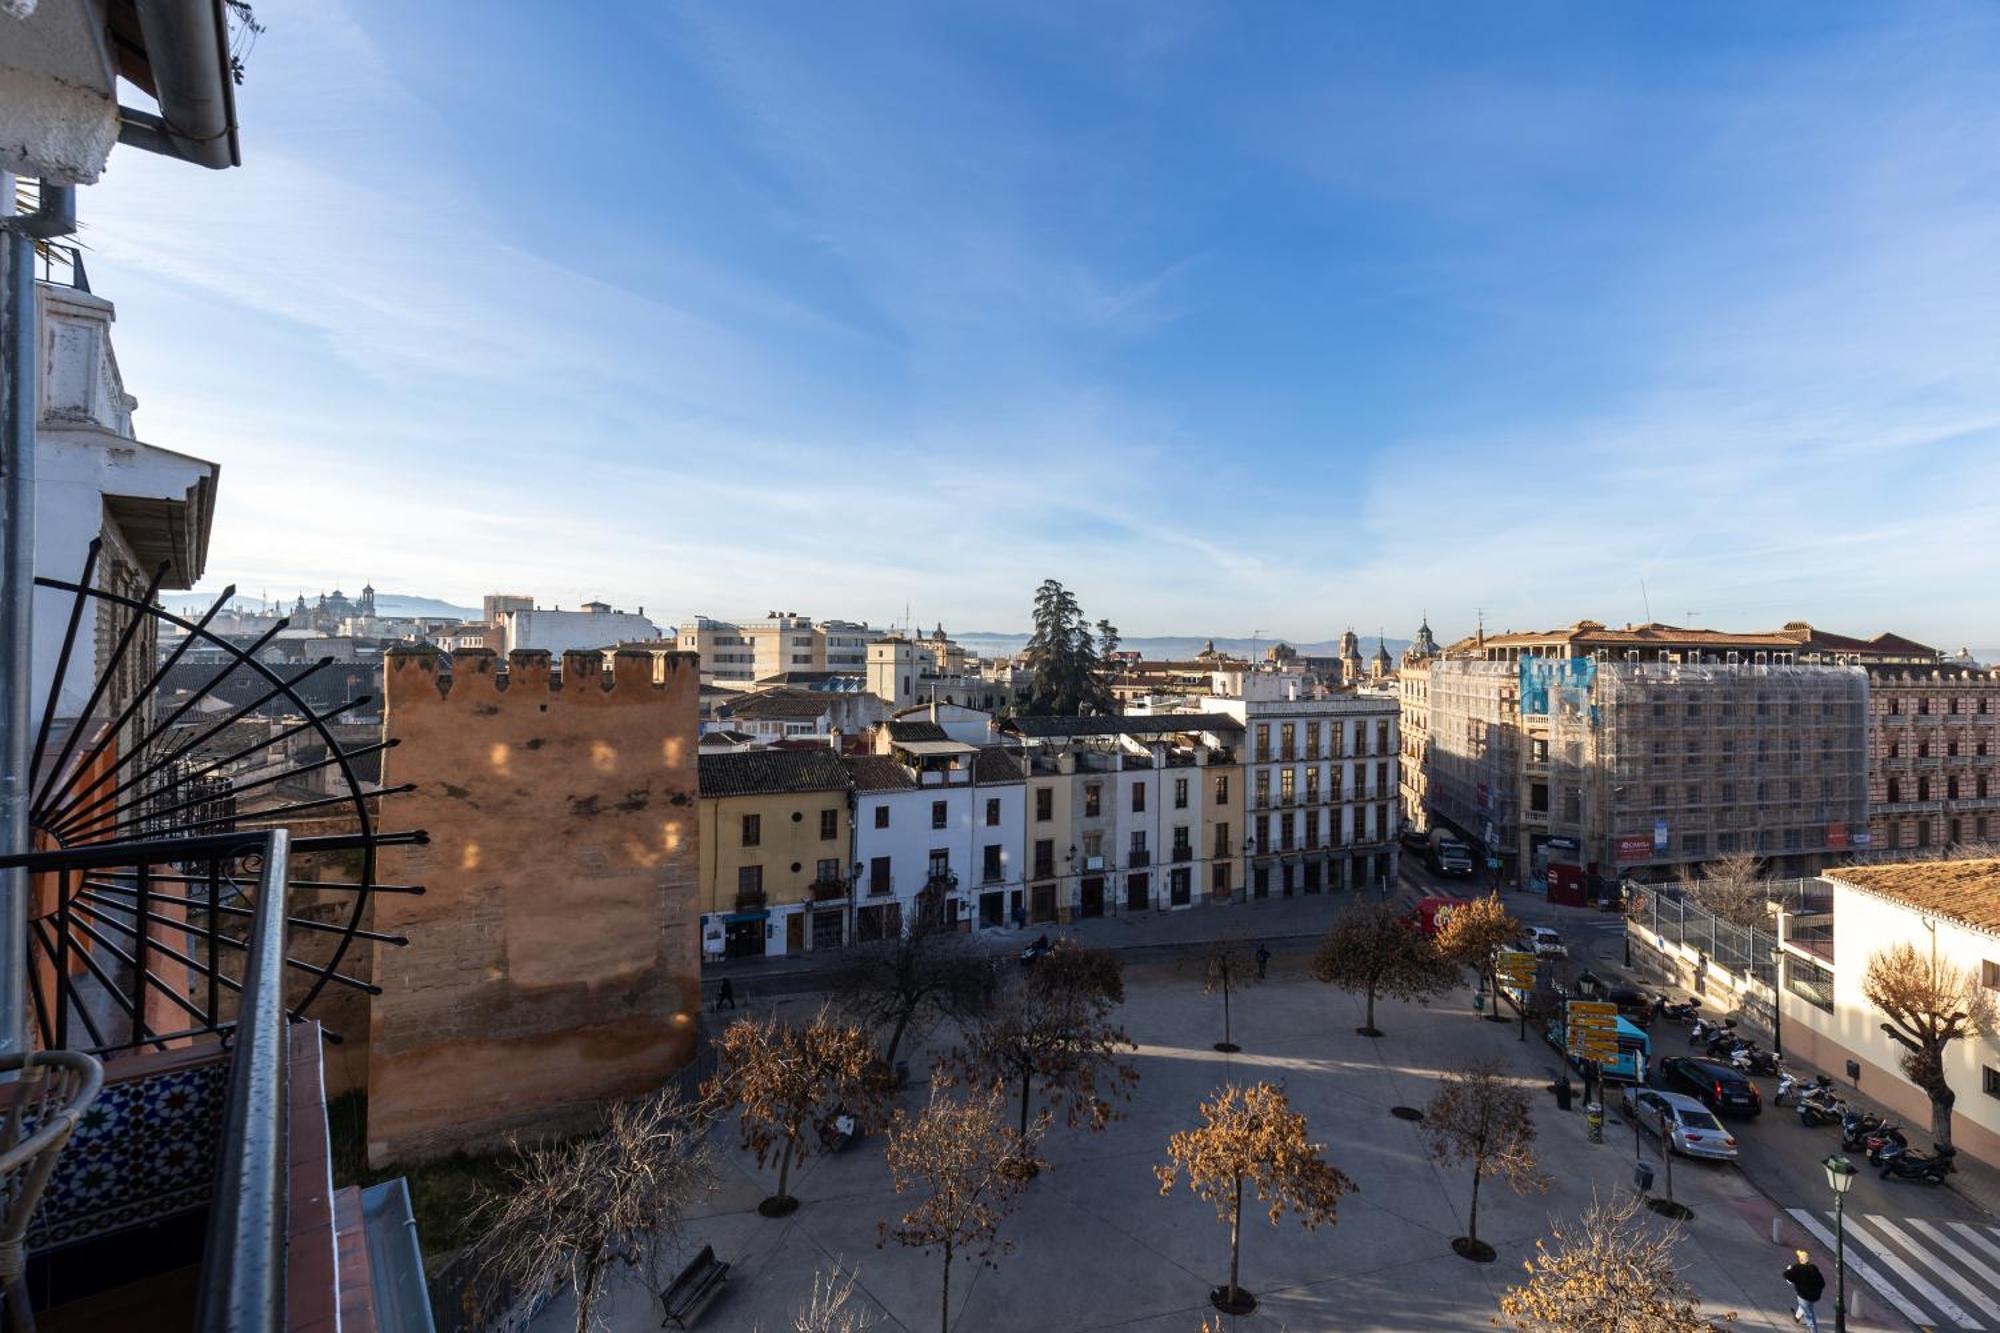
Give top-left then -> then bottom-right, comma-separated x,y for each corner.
659,1244 -> 729,1329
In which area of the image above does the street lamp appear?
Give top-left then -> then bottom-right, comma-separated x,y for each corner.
1822,1153 -> 1856,1332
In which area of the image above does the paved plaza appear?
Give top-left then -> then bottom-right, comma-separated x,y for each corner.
530,938 -> 1835,1332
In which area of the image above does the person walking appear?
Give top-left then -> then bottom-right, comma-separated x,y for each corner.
715,977 -> 736,1012
1784,1249 -> 1826,1331
1255,944 -> 1272,979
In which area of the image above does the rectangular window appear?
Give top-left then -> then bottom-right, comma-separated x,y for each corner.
1174,825 -> 1192,855
1280,769 -> 1295,804
1035,787 -> 1053,821
1983,960 -> 2000,992
816,857 -> 842,884
1306,724 -> 1321,761
1085,785 -> 1102,818
1255,769 -> 1270,808
1986,1067 -> 2000,1101
986,798 -> 1000,827
1216,774 -> 1230,806
821,808 -> 838,840
1082,830 -> 1103,859
1174,778 -> 1189,809
1212,862 -> 1231,895
873,805 -> 889,829
983,844 -> 1004,882
1216,821 -> 1231,855
737,865 -> 763,903
741,813 -> 761,847
1034,839 -> 1055,878
869,856 -> 891,894
932,801 -> 948,830
928,849 -> 950,879
1280,723 -> 1296,761
1255,724 -> 1270,760
1132,784 -> 1147,814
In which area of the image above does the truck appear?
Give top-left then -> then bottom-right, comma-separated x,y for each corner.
1427,828 -> 1475,878
1410,895 -> 1470,937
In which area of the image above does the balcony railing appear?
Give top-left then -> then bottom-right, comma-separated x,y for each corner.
1128,849 -> 1150,868
1171,847 -> 1193,863
810,877 -> 851,902
736,888 -> 768,911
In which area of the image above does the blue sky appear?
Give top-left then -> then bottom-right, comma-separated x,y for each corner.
82,1 -> 2000,647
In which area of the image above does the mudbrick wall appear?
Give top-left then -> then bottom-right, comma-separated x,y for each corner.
367,645 -> 701,1165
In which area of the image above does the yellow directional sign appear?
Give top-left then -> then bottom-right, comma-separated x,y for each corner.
1566,1000 -> 1620,1060
1497,950 -> 1536,980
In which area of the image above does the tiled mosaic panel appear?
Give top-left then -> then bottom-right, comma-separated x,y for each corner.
26,1059 -> 228,1249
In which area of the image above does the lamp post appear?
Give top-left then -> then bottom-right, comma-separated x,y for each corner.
1823,1153 -> 1855,1332
1771,945 -> 1784,1059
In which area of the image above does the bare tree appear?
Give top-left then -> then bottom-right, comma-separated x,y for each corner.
785,1262 -> 882,1333
1863,941 -> 1995,1149
1436,893 -> 1524,1014
1498,1193 -> 1727,1332
881,1085 -> 1042,1333
1675,851 -> 1768,929
1196,936 -> 1256,1052
1026,938 -> 1126,1009
829,921 -> 998,1079
475,1088 -> 717,1333
941,984 -> 1139,1142
1420,1061 -> 1547,1262
1156,1081 -> 1354,1316
1310,903 -> 1457,1037
706,1008 -> 881,1216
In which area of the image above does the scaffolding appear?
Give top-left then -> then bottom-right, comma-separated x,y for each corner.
1424,662 -> 1523,857
1546,661 -> 1869,879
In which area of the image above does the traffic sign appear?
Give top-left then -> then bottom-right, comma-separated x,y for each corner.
1566,999 -> 1619,1060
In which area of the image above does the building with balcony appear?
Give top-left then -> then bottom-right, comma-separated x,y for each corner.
677,612 -> 884,686
846,740 -> 1027,940
999,715 -> 1244,922
697,748 -> 853,959
710,685 -> 886,744
866,628 -> 1026,713
1180,673 -> 1402,897
1863,666 -> 2000,857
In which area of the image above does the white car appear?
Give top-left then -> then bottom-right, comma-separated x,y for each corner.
1629,1089 -> 1739,1161
1525,926 -> 1568,959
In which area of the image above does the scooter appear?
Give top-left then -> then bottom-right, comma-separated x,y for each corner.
1881,1143 -> 1956,1183
1661,997 -> 1700,1024
1838,1108 -> 1888,1147
1689,1016 -> 1728,1045
1019,935 -> 1052,966
1735,1046 -> 1780,1076
1863,1125 -> 1909,1164
1774,1069 -> 1801,1106
1797,1092 -> 1843,1128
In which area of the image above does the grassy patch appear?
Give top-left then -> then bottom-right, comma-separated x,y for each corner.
327,1090 -> 519,1268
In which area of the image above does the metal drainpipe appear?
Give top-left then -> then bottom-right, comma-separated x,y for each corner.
1,178 -> 77,1057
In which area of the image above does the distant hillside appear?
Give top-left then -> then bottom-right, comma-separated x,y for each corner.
953,633 -> 1411,661
163,591 -> 481,621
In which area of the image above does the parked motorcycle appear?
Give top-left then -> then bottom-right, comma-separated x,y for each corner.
1737,1047 -> 1780,1076
1863,1126 -> 1909,1163
1774,1069 -> 1801,1106
1881,1143 -> 1956,1183
1689,1016 -> 1730,1045
1661,997 -> 1701,1024
1797,1091 -> 1844,1128
1020,934 -> 1052,966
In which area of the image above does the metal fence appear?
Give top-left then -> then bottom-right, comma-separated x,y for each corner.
1628,882 -> 1780,988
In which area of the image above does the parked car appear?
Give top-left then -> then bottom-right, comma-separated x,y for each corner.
1524,926 -> 1568,959
1571,971 -> 1652,1026
1628,1088 -> 1740,1160
1659,1056 -> 1762,1118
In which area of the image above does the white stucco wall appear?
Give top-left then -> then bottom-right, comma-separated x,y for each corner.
504,608 -> 660,656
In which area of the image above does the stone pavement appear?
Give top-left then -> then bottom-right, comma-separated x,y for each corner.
534,950 -> 1816,1332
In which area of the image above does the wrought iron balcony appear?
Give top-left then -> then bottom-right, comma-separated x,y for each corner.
736,888 -> 769,911
1171,846 -> 1193,863
1128,849 -> 1151,868
809,876 -> 851,902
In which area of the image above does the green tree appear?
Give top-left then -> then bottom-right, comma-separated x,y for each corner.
1022,579 -> 1114,715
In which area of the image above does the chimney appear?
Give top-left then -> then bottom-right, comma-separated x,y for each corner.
829,726 -> 844,753
931,696 -> 940,723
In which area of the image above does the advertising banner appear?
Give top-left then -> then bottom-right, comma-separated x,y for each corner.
1616,834 -> 1652,862
1826,822 -> 1849,851
1653,819 -> 1670,854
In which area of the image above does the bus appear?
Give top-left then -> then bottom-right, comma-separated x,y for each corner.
1545,1012 -> 1651,1084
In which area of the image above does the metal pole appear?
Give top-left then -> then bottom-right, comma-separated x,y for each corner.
1834,1189 -> 1847,1333
1,178 -> 42,1058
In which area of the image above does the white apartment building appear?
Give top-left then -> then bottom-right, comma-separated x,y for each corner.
678,613 -> 883,685
868,629 -> 1024,713
846,739 -> 1026,941
499,602 -> 661,656
1184,670 -> 1401,895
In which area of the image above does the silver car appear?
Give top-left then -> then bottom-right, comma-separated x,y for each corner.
1630,1089 -> 1739,1161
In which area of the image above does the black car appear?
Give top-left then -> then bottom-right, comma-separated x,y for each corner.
1572,972 -> 1654,1028
1659,1056 -> 1761,1117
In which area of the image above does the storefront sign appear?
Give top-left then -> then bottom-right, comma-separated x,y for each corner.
1826,822 -> 1848,851
1653,819 -> 1670,854
1545,836 -> 1578,852
1616,834 -> 1652,862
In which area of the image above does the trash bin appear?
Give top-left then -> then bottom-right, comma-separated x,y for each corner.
1633,1162 -> 1655,1195
1554,1075 -> 1574,1111
1585,1102 -> 1604,1144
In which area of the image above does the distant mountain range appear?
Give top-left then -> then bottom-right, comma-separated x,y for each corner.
952,633 -> 1412,661
164,592 -> 481,621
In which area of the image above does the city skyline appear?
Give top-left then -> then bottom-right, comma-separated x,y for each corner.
79,0 -> 2000,644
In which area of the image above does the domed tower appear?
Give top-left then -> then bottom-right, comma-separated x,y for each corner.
1371,635 -> 1393,679
1403,615 -> 1439,667
1338,628 -> 1362,684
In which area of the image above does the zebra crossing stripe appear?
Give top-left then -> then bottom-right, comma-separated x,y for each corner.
1869,1216 -> 2000,1326
1909,1221 -> 2000,1301
1951,1224 -> 2000,1270
1842,1215 -> 1983,1329
1787,1208 -> 1937,1329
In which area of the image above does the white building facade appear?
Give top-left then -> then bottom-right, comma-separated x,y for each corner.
500,604 -> 661,657
846,746 -> 1026,940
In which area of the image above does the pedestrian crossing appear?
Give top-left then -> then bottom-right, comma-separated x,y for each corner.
1787,1208 -> 2000,1329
